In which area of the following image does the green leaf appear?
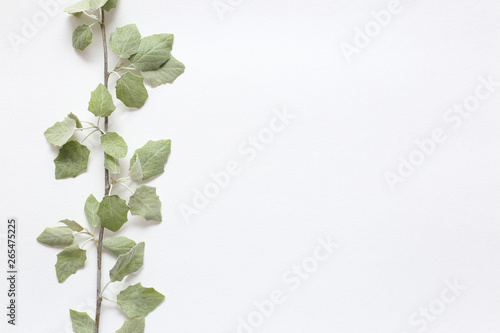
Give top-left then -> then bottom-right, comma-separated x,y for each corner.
129,155 -> 143,182
72,24 -> 93,51
90,0 -> 108,9
105,154 -> 121,174
59,219 -> 84,232
116,72 -> 149,108
110,24 -> 141,59
37,227 -> 74,247
44,117 -> 77,147
70,310 -> 95,333
109,242 -> 145,282
54,141 -> 91,179
88,83 -> 116,117
142,56 -> 185,87
101,132 -> 128,158
102,0 -> 119,11
130,140 -> 171,180
129,185 -> 162,222
103,236 -> 137,257
97,195 -> 130,232
64,0 -> 91,14
68,112 -> 83,128
117,283 -> 165,318
129,34 -> 173,71
116,317 -> 145,333
55,244 -> 87,283
85,194 -> 101,227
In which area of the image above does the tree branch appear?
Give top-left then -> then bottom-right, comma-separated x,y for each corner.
95,8 -> 110,333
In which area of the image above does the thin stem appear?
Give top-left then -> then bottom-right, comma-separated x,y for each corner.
82,10 -> 99,21
115,181 -> 134,194
95,8 -> 110,333
100,280 -> 112,297
102,296 -> 117,303
81,237 -> 96,248
81,129 -> 99,143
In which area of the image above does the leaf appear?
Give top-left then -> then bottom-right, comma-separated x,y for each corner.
129,140 -> 171,180
105,154 -> 121,174
142,56 -> 185,87
129,185 -> 162,222
88,83 -> 116,117
117,283 -> 165,318
64,0 -> 91,14
70,310 -> 95,333
59,219 -> 84,232
68,112 -> 83,128
109,242 -> 145,282
54,141 -> 91,179
103,236 -> 137,257
110,24 -> 141,58
72,24 -> 93,51
44,117 -> 77,147
37,227 -> 74,247
85,194 -> 101,227
55,244 -> 87,283
129,34 -> 173,71
129,155 -> 143,182
116,317 -> 145,333
101,132 -> 128,158
97,195 -> 130,232
102,0 -> 119,11
116,72 -> 149,108
89,0 -> 108,9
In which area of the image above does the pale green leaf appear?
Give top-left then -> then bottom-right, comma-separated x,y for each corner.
37,227 -> 74,247
89,0 -> 108,9
97,195 -> 130,232
142,56 -> 185,87
116,317 -> 145,333
101,132 -> 128,158
68,112 -> 82,128
44,117 -> 77,147
116,72 -> 148,108
129,155 -> 143,182
88,83 -> 116,117
110,24 -> 141,58
70,310 -> 95,333
102,0 -> 119,11
129,34 -> 173,71
105,154 -> 121,174
59,219 -> 84,232
129,140 -> 171,180
129,185 -> 162,222
117,283 -> 165,318
110,242 -> 145,282
72,24 -> 93,51
103,236 -> 137,257
56,244 -> 87,283
64,0 -> 91,14
85,194 -> 101,227
54,141 -> 91,179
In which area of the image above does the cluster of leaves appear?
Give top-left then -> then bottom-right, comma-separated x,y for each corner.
38,1 -> 184,332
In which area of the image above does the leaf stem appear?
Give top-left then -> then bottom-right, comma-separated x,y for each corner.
81,129 -> 99,143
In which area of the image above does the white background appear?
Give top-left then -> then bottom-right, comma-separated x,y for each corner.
1,0 -> 500,332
